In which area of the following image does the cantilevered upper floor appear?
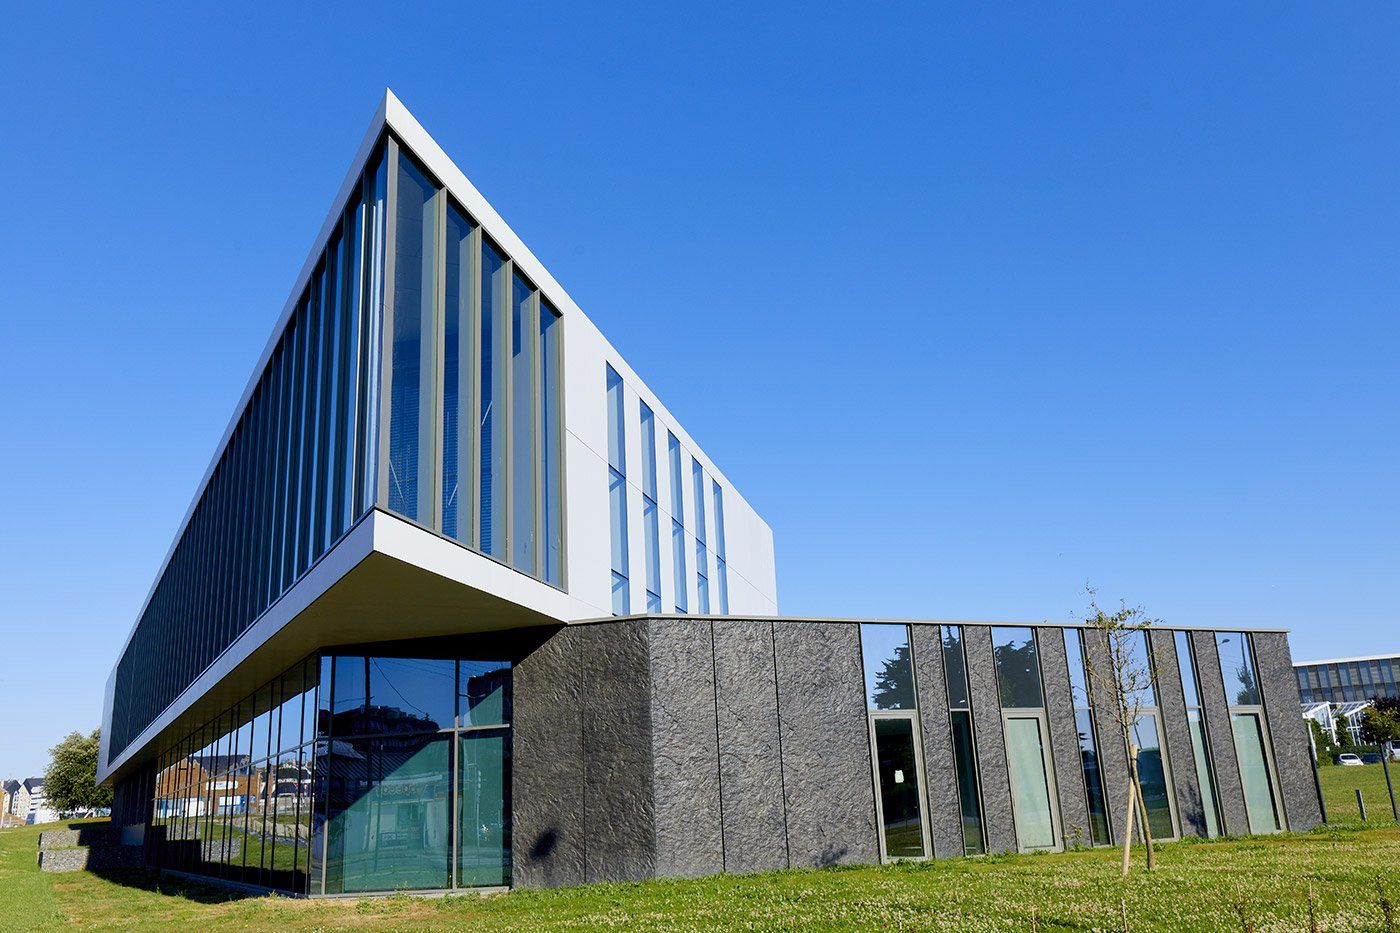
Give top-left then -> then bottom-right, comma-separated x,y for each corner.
100,90 -> 777,784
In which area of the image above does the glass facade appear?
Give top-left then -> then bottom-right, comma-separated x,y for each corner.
1064,629 -> 1111,846
1173,631 -> 1222,838
692,458 -> 710,614
639,403 -> 662,613
606,366 -> 629,615
1296,655 -> 1400,704
941,625 -> 984,855
112,144 -> 388,761
712,480 -> 729,614
113,133 -> 566,763
993,628 -> 1059,852
860,625 -> 929,859
1217,632 -> 1283,835
668,432 -> 688,613
153,649 -> 511,895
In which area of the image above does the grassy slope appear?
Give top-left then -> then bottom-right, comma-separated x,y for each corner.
4,819 -> 1400,931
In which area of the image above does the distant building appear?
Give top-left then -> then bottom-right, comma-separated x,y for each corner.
1,780 -> 19,826
13,778 -> 59,826
1294,653 -> 1400,704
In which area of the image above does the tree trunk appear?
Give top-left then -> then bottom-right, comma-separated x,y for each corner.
1120,762 -> 1136,877
1128,748 -> 1156,870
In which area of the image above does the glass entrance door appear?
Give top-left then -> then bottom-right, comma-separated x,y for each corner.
870,716 -> 930,859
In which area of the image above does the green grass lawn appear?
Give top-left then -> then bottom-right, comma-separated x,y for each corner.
4,818 -> 1400,931
1317,760 -> 1400,821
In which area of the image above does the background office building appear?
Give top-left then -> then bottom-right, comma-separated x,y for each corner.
100,93 -> 1322,896
1295,653 -> 1400,705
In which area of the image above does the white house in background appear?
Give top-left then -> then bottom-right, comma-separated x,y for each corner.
16,778 -> 59,825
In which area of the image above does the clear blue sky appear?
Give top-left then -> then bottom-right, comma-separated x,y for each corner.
1,5 -> 1395,779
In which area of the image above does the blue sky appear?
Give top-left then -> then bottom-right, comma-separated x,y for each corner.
1,4 -> 1396,778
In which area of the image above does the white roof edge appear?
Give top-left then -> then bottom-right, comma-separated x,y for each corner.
1294,653 -> 1400,667
586,614 -> 1293,633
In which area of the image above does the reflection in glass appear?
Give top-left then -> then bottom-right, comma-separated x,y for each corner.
325,733 -> 452,893
442,204 -> 473,543
1005,716 -> 1056,850
539,301 -> 563,586
368,657 -> 456,733
459,660 -> 511,727
861,624 -> 916,710
1131,714 -> 1175,840
607,366 -> 629,615
458,730 -> 511,886
510,273 -> 535,573
873,718 -> 926,857
941,626 -> 970,710
1075,708 -> 1111,845
479,239 -> 507,557
387,154 -> 436,521
993,627 -> 1042,709
1232,712 -> 1281,834
1216,633 -> 1261,706
950,710 -> 984,855
1187,710 -> 1221,838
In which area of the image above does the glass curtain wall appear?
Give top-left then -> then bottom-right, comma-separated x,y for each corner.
859,624 -> 930,859
150,657 -> 321,893
992,628 -> 1061,852
1216,633 -> 1283,834
1173,630 -> 1223,837
321,653 -> 512,894
712,480 -> 729,614
111,145 -> 388,761
667,432 -> 688,613
1124,632 -> 1178,841
1064,629 -> 1111,845
606,366 -> 629,615
941,626 -> 985,855
639,403 -> 663,613
692,458 -> 710,613
379,136 -> 564,587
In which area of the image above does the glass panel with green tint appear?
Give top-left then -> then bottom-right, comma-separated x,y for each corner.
872,718 -> 926,858
457,730 -> 511,886
1231,712 -> 1281,834
1188,710 -> 1221,838
459,660 -> 511,728
1005,716 -> 1057,850
1131,713 -> 1175,840
325,734 -> 452,893
950,709 -> 984,854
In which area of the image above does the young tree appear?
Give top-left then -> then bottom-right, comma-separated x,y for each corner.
1078,586 -> 1160,876
44,730 -> 112,813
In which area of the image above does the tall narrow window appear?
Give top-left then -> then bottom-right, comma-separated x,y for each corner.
860,624 -> 929,859
539,300 -> 563,587
941,625 -> 984,855
712,480 -> 729,614
606,366 -> 629,615
639,403 -> 662,612
441,204 -> 475,543
993,627 -> 1060,852
1174,630 -> 1222,838
1064,629 -> 1111,845
386,153 -> 438,524
1125,632 -> 1177,841
692,458 -> 709,613
510,273 -> 536,574
668,432 -> 688,613
478,239 -> 507,557
1216,633 -> 1282,834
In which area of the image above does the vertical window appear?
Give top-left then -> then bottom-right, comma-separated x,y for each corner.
1173,630 -> 1222,838
539,300 -> 563,587
639,403 -> 662,612
993,627 -> 1059,852
441,204 -> 475,543
1125,631 -> 1177,841
693,457 -> 709,613
712,480 -> 728,614
1064,629 -> 1111,846
386,153 -> 438,524
941,625 -> 984,855
860,624 -> 929,859
668,432 -> 688,613
510,273 -> 536,574
479,239 -> 507,557
1216,633 -> 1282,834
606,366 -> 629,615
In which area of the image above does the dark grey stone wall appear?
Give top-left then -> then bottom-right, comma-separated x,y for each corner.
513,625 -> 588,888
648,618 -> 724,878
580,621 -> 656,883
1037,627 -> 1090,847
964,626 -> 1017,854
1192,630 -> 1251,836
1251,632 -> 1324,832
1084,628 -> 1132,845
773,622 -> 878,868
1150,629 -> 1208,838
910,623 -> 964,858
712,620 -> 789,873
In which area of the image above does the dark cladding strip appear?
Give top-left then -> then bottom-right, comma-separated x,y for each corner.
910,624 -> 964,858
1252,632 -> 1324,831
964,625 -> 1017,855
1150,629 -> 1209,838
1037,626 -> 1091,847
1192,630 -> 1251,837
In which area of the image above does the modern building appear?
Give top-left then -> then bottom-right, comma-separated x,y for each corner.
11,777 -> 58,826
1295,653 -> 1400,705
99,91 -> 1323,896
